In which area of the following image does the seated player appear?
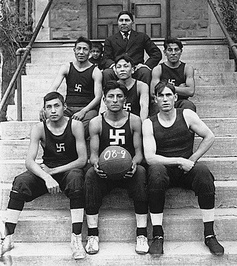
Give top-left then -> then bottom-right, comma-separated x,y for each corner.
142,81 -> 224,256
84,80 -> 148,255
0,92 -> 88,260
150,37 -> 196,115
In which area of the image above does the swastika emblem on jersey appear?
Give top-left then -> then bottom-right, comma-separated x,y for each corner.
109,129 -> 125,145
56,143 -> 65,152
123,103 -> 132,112
168,79 -> 176,86
74,84 -> 82,92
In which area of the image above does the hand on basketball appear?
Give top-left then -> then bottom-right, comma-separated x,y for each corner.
178,158 -> 195,173
124,162 -> 136,179
94,162 -> 107,178
72,109 -> 86,121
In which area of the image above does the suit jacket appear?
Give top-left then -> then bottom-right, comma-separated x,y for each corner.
101,30 -> 162,70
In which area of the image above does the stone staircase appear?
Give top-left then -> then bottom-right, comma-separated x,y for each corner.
1,39 -> 237,265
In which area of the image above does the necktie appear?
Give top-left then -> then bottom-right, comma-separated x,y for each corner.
124,32 -> 129,44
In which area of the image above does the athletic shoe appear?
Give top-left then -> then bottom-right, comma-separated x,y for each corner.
149,236 -> 164,255
0,235 -> 14,257
135,235 -> 149,254
205,235 -> 224,256
70,233 -> 86,260
85,235 -> 99,254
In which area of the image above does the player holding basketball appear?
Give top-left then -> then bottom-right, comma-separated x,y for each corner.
150,37 -> 196,115
84,80 -> 148,255
142,81 -> 224,256
0,92 -> 87,260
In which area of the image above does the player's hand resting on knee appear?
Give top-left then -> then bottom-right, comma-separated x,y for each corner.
72,109 -> 86,121
44,175 -> 61,194
178,158 -> 194,173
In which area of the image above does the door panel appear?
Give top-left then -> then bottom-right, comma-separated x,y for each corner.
92,0 -> 167,39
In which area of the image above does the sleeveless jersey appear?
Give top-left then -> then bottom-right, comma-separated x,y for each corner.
99,113 -> 135,157
160,62 -> 187,100
65,63 -> 96,107
150,109 -> 194,158
42,118 -> 78,168
123,80 -> 140,116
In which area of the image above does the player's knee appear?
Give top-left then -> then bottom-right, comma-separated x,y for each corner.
192,163 -> 215,195
64,168 -> 84,198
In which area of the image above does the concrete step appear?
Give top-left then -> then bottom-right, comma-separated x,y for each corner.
193,85 -> 237,102
0,208 -> 236,242
25,60 -> 235,75
1,136 -> 236,160
1,157 -> 237,185
3,241 -> 236,266
1,180 -> 237,211
195,72 -> 237,86
1,118 -> 237,140
19,102 -> 237,120
195,102 -> 237,118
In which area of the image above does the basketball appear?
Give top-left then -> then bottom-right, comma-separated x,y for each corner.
99,146 -> 132,180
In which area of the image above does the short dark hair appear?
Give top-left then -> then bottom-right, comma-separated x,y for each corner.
103,80 -> 128,97
154,80 -> 176,96
117,11 -> 134,22
115,54 -> 135,67
43,92 -> 65,107
75,36 -> 92,50
164,37 -> 183,50
91,41 -> 103,53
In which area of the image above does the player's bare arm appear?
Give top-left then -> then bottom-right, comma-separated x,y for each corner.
142,118 -> 193,170
130,114 -> 143,165
174,64 -> 195,97
50,63 -> 70,91
89,116 -> 107,178
183,109 -> 215,163
25,123 -> 60,194
138,81 -> 149,121
150,64 -> 162,98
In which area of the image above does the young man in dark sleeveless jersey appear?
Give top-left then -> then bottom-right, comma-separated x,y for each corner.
150,38 -> 196,115
40,36 -> 103,139
1,92 -> 88,260
100,54 -> 149,122
142,81 -> 224,256
84,80 -> 148,255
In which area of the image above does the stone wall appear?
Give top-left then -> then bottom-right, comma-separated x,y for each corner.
170,0 -> 209,38
49,0 -> 88,40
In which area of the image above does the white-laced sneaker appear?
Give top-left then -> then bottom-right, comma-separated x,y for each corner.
0,235 -> 14,257
85,235 -> 99,254
70,233 -> 86,260
135,235 -> 149,254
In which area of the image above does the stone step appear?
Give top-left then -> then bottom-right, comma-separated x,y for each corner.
1,136 -> 236,160
1,118 -> 237,140
1,180 -> 237,210
0,208 -> 236,242
29,43 -> 231,63
193,85 -> 237,102
4,241 -> 236,266
25,60 -> 235,75
7,99 -> 237,121
1,157 -> 237,185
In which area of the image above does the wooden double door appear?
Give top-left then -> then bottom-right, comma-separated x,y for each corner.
91,0 -> 167,39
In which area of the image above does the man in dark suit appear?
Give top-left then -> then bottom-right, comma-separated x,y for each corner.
102,11 -> 162,85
